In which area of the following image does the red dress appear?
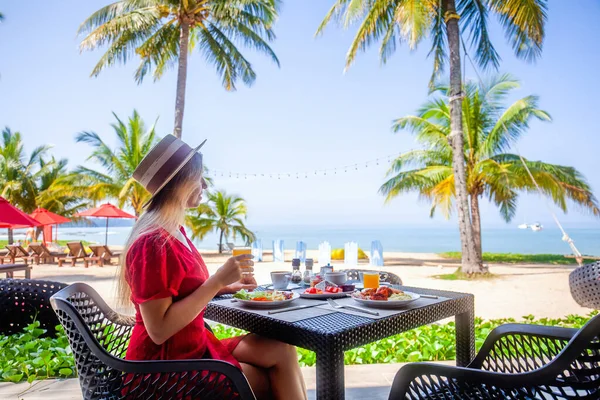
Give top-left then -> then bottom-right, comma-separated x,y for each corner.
125,227 -> 244,368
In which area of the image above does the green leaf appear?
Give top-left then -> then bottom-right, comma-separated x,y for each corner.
59,368 -> 73,376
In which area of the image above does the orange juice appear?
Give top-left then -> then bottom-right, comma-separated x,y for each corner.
232,248 -> 252,274
232,248 -> 251,257
363,272 -> 379,289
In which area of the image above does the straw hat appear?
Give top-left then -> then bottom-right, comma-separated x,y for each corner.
133,134 -> 206,205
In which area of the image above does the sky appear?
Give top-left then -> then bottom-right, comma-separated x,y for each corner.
1,0 -> 600,229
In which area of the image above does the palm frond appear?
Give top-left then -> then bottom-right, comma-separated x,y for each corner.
458,0 -> 500,70
427,3 -> 446,87
482,95 -> 551,157
488,0 -> 548,62
315,0 -> 353,37
197,22 -> 256,90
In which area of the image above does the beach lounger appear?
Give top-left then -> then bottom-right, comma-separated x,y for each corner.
227,242 -> 235,252
28,242 -> 63,264
251,240 -> 263,262
5,245 -> 40,265
0,249 -> 9,265
318,241 -> 331,265
344,241 -> 358,266
58,242 -> 102,267
273,239 -> 285,262
295,241 -> 307,262
88,245 -> 121,265
370,240 -> 384,266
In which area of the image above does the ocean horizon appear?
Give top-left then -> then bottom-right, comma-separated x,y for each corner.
4,224 -> 599,256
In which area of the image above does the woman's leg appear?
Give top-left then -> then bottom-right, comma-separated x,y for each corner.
239,362 -> 271,400
233,334 -> 307,400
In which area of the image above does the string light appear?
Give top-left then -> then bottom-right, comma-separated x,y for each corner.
204,152 -> 406,180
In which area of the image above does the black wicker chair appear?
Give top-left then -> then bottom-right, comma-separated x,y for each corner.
569,261 -> 600,309
50,282 -> 255,400
342,269 -> 403,285
0,278 -> 67,337
388,314 -> 600,399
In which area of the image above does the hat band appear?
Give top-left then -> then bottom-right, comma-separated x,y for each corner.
146,145 -> 193,194
138,139 -> 187,188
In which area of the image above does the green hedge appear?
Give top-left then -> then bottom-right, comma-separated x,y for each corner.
2,312 -> 596,383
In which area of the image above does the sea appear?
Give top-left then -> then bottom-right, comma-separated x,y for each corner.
4,225 -> 599,256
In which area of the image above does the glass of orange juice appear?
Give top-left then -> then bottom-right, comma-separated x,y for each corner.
232,248 -> 252,274
363,271 -> 380,289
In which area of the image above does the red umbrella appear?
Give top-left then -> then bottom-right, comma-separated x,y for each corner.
30,208 -> 71,244
0,197 -> 41,229
75,203 -> 136,245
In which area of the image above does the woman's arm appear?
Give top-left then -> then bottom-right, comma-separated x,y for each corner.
139,254 -> 253,345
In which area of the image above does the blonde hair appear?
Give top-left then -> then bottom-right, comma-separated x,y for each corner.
117,153 -> 203,307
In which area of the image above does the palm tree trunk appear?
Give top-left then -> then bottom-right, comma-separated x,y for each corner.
219,228 -> 224,254
173,21 -> 190,139
7,228 -> 13,245
443,0 -> 481,274
470,193 -> 483,265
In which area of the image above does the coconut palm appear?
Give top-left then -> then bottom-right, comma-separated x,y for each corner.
186,190 -> 255,253
317,0 -> 547,273
78,0 -> 280,138
380,75 -> 599,264
36,157 -> 90,216
75,110 -> 157,216
0,128 -> 52,242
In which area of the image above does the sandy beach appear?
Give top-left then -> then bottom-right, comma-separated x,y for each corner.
15,249 -> 589,320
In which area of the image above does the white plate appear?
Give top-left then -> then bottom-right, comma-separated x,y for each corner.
264,283 -> 301,291
299,291 -> 349,299
235,293 -> 299,309
351,291 -> 420,309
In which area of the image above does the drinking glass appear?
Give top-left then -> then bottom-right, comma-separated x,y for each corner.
232,248 -> 252,275
363,271 -> 380,289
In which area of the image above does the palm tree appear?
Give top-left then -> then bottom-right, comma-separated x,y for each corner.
75,110 -> 157,216
186,190 -> 255,253
317,0 -> 547,273
30,157 -> 91,241
0,12 -> 4,21
380,75 -> 599,264
0,128 -> 52,242
78,0 -> 280,138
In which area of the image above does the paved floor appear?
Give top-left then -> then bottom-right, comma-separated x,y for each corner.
0,362 -> 454,399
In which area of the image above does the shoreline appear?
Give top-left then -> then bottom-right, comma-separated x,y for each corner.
17,250 -> 588,320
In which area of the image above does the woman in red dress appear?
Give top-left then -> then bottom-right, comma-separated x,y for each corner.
118,135 -> 307,400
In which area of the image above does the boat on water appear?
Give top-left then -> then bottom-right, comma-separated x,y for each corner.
530,222 -> 543,231
518,223 -> 529,229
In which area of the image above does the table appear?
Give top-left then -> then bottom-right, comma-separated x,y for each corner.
0,263 -> 31,279
206,286 -> 475,400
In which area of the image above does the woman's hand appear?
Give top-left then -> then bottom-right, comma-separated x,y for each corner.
211,254 -> 254,288
225,280 -> 258,294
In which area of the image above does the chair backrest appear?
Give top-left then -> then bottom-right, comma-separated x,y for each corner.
570,262 -> 600,309
5,245 -> 18,257
89,245 -> 111,258
0,279 -> 68,337
344,242 -> 358,266
28,243 -> 46,257
318,241 -> 331,265
51,283 -> 255,400
370,240 -> 384,267
295,241 -> 307,262
66,241 -> 87,257
342,269 -> 402,285
273,239 -> 285,262
251,240 -> 263,262
16,245 -> 31,257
